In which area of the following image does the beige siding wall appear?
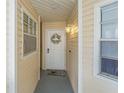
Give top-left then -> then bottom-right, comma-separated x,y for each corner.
42,21 -> 66,70
66,4 -> 78,93
82,0 -> 118,93
16,0 -> 40,93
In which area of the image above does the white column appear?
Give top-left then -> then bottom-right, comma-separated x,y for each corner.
7,0 -> 16,93
78,0 -> 84,93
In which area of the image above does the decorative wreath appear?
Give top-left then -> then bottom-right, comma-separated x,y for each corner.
51,33 -> 61,44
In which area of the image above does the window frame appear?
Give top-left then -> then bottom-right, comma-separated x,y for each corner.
21,8 -> 37,58
94,0 -> 118,84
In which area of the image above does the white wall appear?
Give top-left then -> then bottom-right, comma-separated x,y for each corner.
82,0 -> 118,93
42,21 -> 66,70
16,0 -> 40,93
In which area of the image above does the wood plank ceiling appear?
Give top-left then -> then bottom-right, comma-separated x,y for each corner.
30,0 -> 76,22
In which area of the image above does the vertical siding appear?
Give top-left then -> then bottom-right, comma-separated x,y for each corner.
17,4 -> 22,59
16,0 -> 40,93
66,4 -> 78,93
82,0 -> 118,93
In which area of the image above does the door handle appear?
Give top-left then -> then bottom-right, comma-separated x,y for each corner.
47,48 -> 50,53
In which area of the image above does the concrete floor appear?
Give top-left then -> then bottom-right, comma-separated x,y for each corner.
34,70 -> 74,93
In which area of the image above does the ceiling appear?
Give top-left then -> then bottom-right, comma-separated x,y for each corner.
30,0 -> 76,22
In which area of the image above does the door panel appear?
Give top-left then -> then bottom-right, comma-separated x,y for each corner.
46,30 -> 65,70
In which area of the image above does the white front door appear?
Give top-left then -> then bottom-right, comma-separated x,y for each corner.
45,29 -> 66,70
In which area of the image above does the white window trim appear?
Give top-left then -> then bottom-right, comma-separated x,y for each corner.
94,0 -> 118,84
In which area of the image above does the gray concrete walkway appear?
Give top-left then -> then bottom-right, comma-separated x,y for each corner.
34,70 -> 74,93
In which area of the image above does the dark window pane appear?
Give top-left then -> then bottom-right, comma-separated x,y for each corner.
29,18 -> 33,34
23,13 -> 28,24
24,34 -> 36,55
100,41 -> 118,77
101,2 -> 118,22
101,2 -> 118,39
101,41 -> 118,59
23,13 -> 28,33
34,22 -> 36,35
101,58 -> 118,76
101,23 -> 118,39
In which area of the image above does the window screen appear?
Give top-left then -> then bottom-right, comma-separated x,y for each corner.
23,12 -> 37,56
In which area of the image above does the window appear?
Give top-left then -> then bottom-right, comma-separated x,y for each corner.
94,1 -> 118,80
23,12 -> 37,56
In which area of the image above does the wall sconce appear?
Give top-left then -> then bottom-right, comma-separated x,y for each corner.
65,26 -> 72,33
66,25 -> 78,34
70,27 -> 74,35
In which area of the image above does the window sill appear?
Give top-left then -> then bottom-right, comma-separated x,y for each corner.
22,51 -> 37,59
99,72 -> 117,81
95,73 -> 118,85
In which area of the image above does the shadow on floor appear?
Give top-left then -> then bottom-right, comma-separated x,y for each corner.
34,70 -> 74,93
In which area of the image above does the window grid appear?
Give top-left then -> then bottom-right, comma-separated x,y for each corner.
99,2 -> 118,79
23,13 -> 36,36
23,12 -> 37,56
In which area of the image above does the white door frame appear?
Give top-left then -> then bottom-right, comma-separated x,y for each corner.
7,0 -> 16,93
45,29 -> 66,70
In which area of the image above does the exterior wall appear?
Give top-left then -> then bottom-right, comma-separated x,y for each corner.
42,21 -> 66,70
82,0 -> 118,93
66,4 -> 78,93
16,0 -> 40,93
